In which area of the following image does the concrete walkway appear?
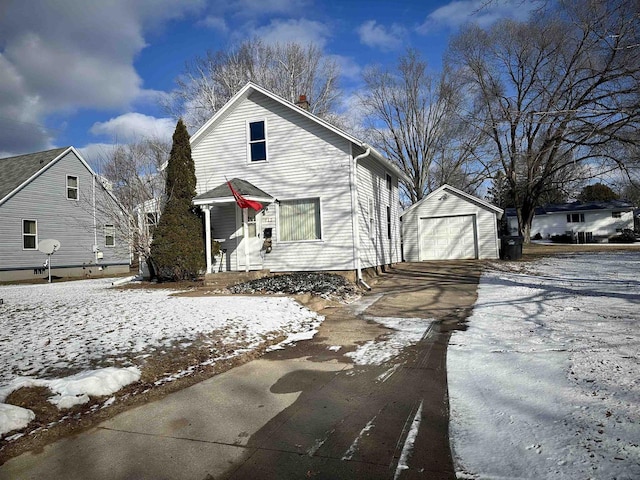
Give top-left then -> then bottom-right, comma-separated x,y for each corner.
0,262 -> 481,480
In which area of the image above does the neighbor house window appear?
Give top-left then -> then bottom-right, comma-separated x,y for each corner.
567,213 -> 585,223
105,224 -> 115,247
23,219 -> 37,250
248,120 -> 267,162
279,198 -> 321,241
612,211 -> 622,218
66,175 -> 78,200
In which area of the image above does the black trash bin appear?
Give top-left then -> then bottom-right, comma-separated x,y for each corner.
501,236 -> 524,260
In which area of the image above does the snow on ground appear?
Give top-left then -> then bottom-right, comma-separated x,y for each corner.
345,317 -> 434,365
0,278 -> 323,436
448,252 -> 640,480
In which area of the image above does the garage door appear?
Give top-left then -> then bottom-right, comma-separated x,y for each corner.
419,215 -> 477,260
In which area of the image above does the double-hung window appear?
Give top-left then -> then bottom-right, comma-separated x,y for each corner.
23,219 -> 37,250
279,198 -> 321,241
67,175 -> 78,200
612,211 -> 622,218
567,213 -> 585,223
248,120 -> 267,162
105,224 -> 115,247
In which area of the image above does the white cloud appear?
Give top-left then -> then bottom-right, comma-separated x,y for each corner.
253,18 -> 331,48
328,55 -> 362,82
90,113 -> 175,143
0,0 -> 202,155
357,20 -> 405,52
198,15 -> 228,33
418,0 -> 544,33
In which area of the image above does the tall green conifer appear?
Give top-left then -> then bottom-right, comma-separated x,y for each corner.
150,119 -> 204,281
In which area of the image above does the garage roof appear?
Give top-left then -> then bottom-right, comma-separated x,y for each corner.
401,184 -> 504,219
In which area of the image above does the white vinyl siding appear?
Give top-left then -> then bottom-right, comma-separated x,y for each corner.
279,198 -> 321,241
356,153 -> 401,269
22,219 -> 37,250
66,175 -> 78,200
192,92 -> 356,272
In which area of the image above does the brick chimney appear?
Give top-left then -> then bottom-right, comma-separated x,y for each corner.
295,94 -> 310,111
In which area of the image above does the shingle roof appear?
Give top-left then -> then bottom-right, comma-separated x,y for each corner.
0,147 -> 69,201
505,199 -> 636,217
194,178 -> 274,201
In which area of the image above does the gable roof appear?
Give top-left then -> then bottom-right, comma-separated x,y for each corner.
505,199 -> 636,217
189,82 -> 410,184
0,146 -> 126,215
401,184 -> 504,218
0,147 -> 69,203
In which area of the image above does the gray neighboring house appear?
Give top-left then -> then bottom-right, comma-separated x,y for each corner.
0,147 -> 131,282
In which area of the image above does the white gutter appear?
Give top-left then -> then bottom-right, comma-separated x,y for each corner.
350,146 -> 372,291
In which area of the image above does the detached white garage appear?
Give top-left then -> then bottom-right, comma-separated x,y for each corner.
401,184 -> 503,261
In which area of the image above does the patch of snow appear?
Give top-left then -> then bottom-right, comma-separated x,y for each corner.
327,345 -> 341,352
342,415 -> 377,461
394,400 -> 423,479
346,317 -> 433,365
449,252 -> 640,479
0,404 -> 35,436
0,278 -> 323,436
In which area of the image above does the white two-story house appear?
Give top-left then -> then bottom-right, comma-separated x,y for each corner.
190,82 -> 408,285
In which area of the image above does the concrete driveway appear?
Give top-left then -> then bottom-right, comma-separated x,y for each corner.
0,261 -> 481,480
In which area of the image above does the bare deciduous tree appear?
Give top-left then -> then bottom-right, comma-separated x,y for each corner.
449,0 -> 640,241
92,137 -> 170,274
359,50 -> 486,205
164,39 -> 342,130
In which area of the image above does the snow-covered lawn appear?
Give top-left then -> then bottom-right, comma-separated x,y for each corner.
0,278 -> 323,436
449,252 -> 640,480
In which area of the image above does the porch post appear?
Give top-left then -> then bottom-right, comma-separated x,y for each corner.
243,207 -> 250,272
203,205 -> 212,274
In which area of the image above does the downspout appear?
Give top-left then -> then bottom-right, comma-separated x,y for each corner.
350,145 -> 371,291
93,175 -> 98,264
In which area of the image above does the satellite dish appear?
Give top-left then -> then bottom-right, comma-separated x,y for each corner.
38,239 -> 61,255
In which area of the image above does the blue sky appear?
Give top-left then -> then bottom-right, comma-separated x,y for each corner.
0,0 -> 541,166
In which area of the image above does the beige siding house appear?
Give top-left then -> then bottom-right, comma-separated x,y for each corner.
190,82 -> 408,283
402,184 -> 503,261
0,147 -> 130,281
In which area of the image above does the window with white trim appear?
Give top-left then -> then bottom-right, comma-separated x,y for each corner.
387,205 -> 392,240
67,175 -> 78,200
612,211 -> 622,218
105,224 -> 115,247
279,198 -> 321,241
23,219 -> 37,250
567,213 -> 585,223
386,173 -> 392,191
248,120 -> 267,162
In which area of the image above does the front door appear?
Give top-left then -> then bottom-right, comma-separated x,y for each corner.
238,208 -> 263,271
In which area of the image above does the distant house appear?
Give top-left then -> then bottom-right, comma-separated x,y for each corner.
401,184 -> 504,261
0,147 -> 131,282
506,200 -> 636,243
190,82 -> 409,284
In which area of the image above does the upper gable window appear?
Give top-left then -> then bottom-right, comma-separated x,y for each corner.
248,120 -> 267,162
67,175 -> 78,200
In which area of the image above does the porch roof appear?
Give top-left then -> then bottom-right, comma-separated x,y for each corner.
193,178 -> 274,205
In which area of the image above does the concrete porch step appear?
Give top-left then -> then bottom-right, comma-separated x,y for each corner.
204,270 -> 271,288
